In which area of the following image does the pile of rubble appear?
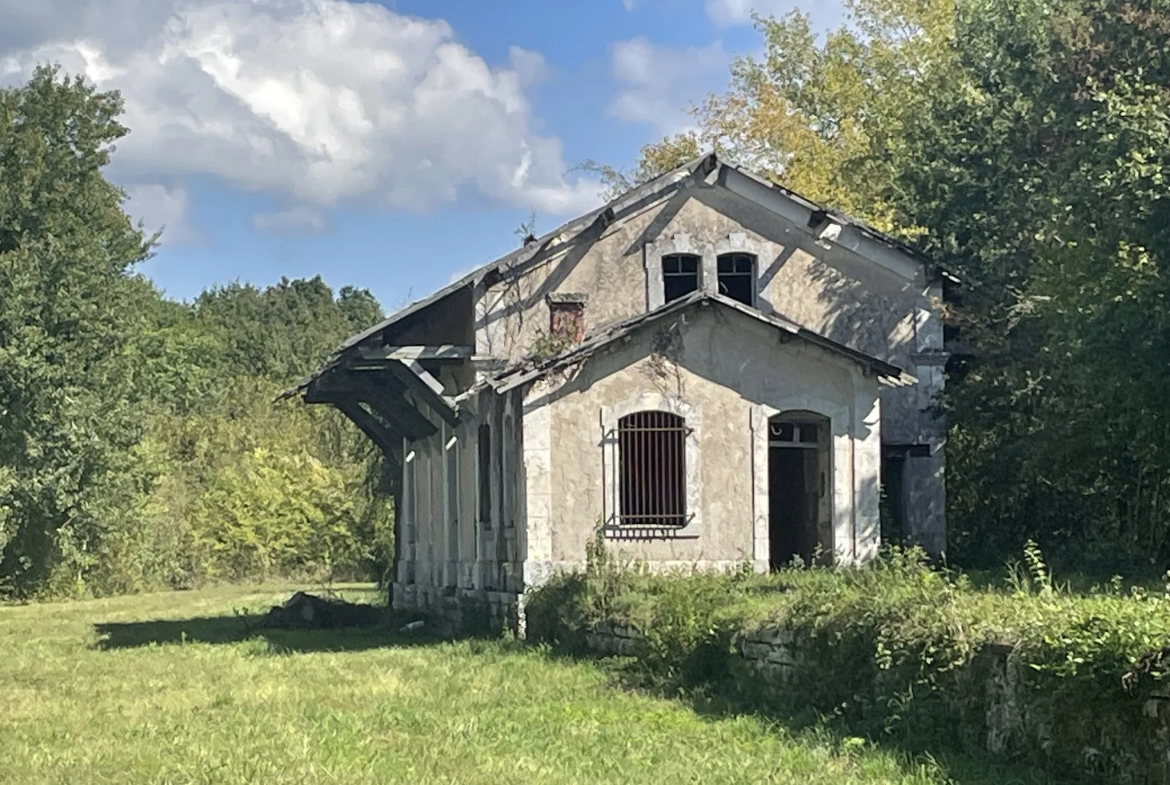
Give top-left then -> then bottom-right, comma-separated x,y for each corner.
260,591 -> 384,630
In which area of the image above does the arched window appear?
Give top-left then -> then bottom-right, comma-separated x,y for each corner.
618,410 -> 688,526
717,253 -> 756,305
662,254 -> 700,303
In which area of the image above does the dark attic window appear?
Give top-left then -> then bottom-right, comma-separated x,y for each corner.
717,253 -> 756,306
662,254 -> 700,303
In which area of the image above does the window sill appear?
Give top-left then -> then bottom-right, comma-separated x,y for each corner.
602,523 -> 701,541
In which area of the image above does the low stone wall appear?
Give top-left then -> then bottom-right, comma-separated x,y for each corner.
577,620 -> 1170,784
583,621 -> 804,672
583,622 -> 641,656
737,625 -> 802,679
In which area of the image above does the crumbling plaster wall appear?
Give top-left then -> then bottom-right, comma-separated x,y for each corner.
474,201 -> 668,362
477,183 -> 945,555
520,305 -> 882,578
474,186 -> 941,441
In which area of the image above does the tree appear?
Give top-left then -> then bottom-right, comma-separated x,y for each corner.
0,66 -> 155,595
924,0 -> 1170,567
631,0 -> 1170,571
619,0 -> 960,232
577,132 -> 703,201
0,66 -> 395,598
193,276 -> 382,383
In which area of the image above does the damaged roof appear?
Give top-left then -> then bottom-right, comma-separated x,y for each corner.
469,291 -> 915,398
283,152 -> 935,401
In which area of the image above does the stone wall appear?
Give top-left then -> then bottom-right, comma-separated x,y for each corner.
584,621 -> 804,672
577,621 -> 1170,784
737,626 -> 802,680
392,582 -> 519,637
583,622 -> 641,656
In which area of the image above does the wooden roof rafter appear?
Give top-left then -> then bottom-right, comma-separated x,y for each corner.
304,369 -> 440,442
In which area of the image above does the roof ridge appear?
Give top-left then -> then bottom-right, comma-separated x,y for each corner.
283,152 -> 935,401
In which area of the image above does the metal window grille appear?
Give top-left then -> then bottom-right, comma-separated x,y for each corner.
617,410 -> 689,526
662,254 -> 700,303
717,253 -> 756,305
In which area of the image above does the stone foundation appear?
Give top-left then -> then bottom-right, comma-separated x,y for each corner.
392,582 -> 520,637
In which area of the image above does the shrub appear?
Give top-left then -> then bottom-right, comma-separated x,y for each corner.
526,539 -> 1170,782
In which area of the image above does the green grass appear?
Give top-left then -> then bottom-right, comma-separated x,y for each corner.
2,584 -> 1040,785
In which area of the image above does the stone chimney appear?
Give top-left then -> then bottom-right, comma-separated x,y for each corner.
546,292 -> 589,343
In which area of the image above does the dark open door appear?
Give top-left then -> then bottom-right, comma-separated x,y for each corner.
768,414 -> 828,570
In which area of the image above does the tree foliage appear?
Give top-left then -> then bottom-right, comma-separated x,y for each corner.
635,0 -> 1170,572
0,66 -> 154,595
0,67 -> 392,599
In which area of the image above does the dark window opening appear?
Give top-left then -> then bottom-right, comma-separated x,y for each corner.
880,453 -> 907,546
662,254 -> 700,303
446,435 -> 459,563
769,419 -> 818,446
717,253 -> 756,305
477,422 -> 492,527
502,414 -> 515,527
618,410 -> 688,527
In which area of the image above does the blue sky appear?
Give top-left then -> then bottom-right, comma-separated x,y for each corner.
2,0 -> 845,311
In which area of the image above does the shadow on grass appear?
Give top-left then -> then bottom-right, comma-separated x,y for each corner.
529,647 -> 1081,785
91,611 -> 489,655
93,609 -> 1072,785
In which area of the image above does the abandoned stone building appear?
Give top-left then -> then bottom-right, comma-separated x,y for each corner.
285,153 -> 948,631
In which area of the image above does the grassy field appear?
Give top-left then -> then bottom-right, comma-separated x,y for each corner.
0,585 -> 1052,785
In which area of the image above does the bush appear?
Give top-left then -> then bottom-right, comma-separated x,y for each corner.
526,538 -> 1170,782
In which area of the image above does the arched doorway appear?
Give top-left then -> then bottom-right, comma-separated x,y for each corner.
768,412 -> 831,569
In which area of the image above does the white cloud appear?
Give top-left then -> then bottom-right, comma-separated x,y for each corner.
705,0 -> 843,28
124,183 -> 200,246
608,37 -> 729,137
1,0 -> 602,225
621,0 -> 639,9
253,206 -> 327,233
507,46 -> 549,88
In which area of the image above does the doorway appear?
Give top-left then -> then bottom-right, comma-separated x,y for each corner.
768,414 -> 829,569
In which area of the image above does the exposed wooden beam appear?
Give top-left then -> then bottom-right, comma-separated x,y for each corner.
333,401 -> 396,457
303,379 -> 342,405
472,355 -> 509,373
405,359 -> 446,396
354,344 -> 474,362
332,403 -> 403,501
351,375 -> 440,440
304,375 -> 439,441
383,360 -> 460,428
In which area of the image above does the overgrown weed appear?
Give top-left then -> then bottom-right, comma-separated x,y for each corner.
527,537 -> 1170,783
